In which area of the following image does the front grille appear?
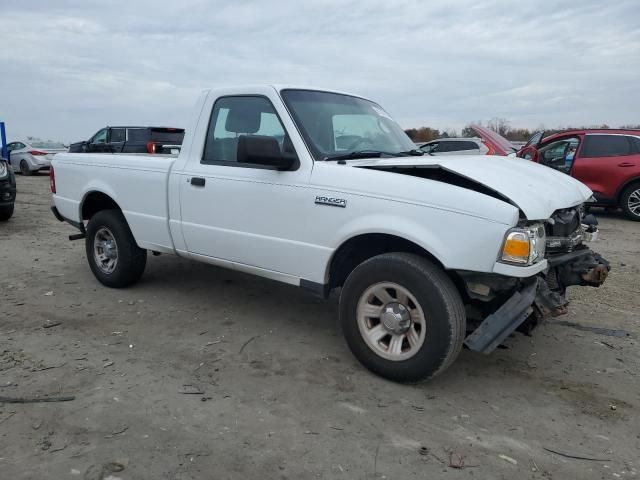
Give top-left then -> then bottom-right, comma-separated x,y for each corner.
545,207 -> 580,237
545,207 -> 583,253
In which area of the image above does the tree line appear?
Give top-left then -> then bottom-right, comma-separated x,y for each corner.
405,118 -> 640,143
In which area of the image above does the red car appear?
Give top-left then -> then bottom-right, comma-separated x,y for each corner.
471,126 -> 640,221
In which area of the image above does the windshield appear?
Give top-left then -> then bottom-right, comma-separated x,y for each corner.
31,141 -> 66,149
281,89 -> 417,160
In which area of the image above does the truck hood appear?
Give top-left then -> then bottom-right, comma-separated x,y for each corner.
349,155 -> 593,220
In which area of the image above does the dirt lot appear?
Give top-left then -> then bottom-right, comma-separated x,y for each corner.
1,174 -> 639,479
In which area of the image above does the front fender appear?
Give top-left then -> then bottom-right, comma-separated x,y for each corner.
328,208 -> 513,277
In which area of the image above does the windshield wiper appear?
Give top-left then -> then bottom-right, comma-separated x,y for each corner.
397,149 -> 424,156
323,150 -> 401,161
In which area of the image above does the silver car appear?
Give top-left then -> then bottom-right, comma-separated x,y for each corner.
418,137 -> 489,155
7,140 -> 67,175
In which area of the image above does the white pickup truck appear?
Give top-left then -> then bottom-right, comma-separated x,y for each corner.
51,86 -> 609,382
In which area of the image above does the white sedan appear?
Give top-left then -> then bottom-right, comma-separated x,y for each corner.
7,140 -> 67,175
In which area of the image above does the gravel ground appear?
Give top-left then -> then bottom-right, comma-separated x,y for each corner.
1,174 -> 639,480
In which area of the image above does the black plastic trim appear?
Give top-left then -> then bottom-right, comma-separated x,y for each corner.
51,206 -> 86,233
300,279 -> 329,299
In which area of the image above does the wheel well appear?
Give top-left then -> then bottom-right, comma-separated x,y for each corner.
81,191 -> 121,220
328,234 -> 445,289
618,178 -> 640,203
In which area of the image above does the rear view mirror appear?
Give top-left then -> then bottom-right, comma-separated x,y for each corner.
237,135 -> 297,170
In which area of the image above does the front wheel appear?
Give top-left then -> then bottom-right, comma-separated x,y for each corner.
86,209 -> 147,287
339,253 -> 466,383
621,183 -> 640,221
0,204 -> 14,221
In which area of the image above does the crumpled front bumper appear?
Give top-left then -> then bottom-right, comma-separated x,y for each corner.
464,247 -> 610,354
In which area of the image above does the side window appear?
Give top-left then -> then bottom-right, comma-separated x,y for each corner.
538,137 -> 579,172
7,143 -> 16,151
92,129 -> 107,144
127,129 -> 149,142
626,136 -> 640,153
460,141 -> 481,151
436,141 -> 455,152
437,141 -> 479,152
109,128 -> 126,143
202,96 -> 289,165
581,135 -> 632,157
421,142 -> 439,153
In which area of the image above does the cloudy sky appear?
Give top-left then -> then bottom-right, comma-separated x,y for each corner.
1,0 -> 639,142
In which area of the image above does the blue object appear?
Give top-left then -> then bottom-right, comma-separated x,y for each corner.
0,122 -> 7,160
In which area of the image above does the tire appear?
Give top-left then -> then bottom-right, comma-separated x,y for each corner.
339,252 -> 465,383
20,160 -> 33,176
0,204 -> 14,221
620,183 -> 640,221
85,209 -> 147,287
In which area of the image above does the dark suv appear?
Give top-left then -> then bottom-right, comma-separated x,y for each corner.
517,130 -> 640,221
69,126 -> 185,154
0,157 -> 16,221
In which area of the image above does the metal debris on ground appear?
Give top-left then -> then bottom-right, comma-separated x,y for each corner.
0,395 -> 75,403
543,447 -> 610,461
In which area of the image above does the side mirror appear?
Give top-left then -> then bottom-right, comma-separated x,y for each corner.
237,135 -> 297,170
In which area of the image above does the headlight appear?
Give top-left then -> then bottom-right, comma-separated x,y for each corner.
0,161 -> 8,179
500,223 -> 546,265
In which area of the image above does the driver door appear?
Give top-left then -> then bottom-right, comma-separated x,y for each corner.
537,136 -> 580,174
87,129 -> 108,152
178,94 -> 315,281
518,130 -> 545,161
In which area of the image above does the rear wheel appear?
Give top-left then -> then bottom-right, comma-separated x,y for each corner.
339,253 -> 466,383
0,204 -> 14,221
20,160 -> 32,176
86,209 -> 147,287
621,183 -> 640,221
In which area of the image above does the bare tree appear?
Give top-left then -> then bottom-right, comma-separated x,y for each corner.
487,117 -> 510,137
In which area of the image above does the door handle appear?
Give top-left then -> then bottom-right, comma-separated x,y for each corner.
618,162 -> 635,167
190,177 -> 206,187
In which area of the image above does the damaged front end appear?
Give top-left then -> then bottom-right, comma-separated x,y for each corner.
462,206 -> 610,353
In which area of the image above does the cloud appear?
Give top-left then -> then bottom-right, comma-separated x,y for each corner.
1,0 -> 638,141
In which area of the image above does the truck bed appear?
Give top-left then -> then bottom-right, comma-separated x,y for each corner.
53,152 -> 177,252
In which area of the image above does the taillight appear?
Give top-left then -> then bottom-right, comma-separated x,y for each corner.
30,150 -> 47,156
146,142 -> 157,154
50,166 -> 56,194
484,142 -> 496,155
